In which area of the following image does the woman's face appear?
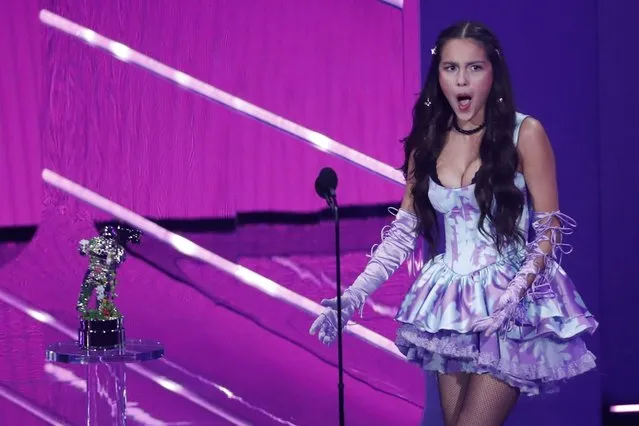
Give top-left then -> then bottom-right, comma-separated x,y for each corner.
438,38 -> 493,124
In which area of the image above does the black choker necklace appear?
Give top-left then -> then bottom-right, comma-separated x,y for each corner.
453,119 -> 485,135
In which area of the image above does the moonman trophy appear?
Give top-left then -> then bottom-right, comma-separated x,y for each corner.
76,224 -> 140,349
46,222 -> 164,424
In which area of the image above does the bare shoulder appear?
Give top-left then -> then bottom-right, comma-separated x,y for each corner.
515,115 -> 559,210
517,116 -> 555,171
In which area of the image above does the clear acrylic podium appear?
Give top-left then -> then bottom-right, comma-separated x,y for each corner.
46,339 -> 164,425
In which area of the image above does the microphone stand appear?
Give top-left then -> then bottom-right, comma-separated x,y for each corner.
324,189 -> 345,426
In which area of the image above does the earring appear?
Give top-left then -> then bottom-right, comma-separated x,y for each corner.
424,98 -> 431,107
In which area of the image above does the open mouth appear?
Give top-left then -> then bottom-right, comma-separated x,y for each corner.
456,94 -> 472,111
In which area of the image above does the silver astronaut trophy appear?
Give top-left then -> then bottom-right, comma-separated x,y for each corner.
76,223 -> 141,349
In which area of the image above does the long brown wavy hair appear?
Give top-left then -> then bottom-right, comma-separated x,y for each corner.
400,21 -> 525,258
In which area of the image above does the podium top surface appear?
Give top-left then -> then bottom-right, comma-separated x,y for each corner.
46,339 -> 164,364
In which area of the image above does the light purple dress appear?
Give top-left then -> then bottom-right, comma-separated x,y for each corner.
394,113 -> 598,396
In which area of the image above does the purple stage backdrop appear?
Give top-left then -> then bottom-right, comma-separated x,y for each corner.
0,1 -> 43,227
1,0 -> 419,227
597,0 -> 639,415
1,1 -> 427,425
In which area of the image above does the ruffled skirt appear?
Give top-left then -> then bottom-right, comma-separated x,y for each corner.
394,252 -> 598,396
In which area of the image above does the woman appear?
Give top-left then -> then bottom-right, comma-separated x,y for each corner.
309,21 -> 598,425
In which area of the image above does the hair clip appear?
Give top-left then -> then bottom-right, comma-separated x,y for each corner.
431,47 -> 437,55
424,98 -> 432,107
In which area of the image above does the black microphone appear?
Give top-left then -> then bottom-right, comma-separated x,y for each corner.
315,167 -> 338,203
314,167 -> 345,426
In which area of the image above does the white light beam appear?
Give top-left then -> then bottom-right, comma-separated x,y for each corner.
38,9 -> 405,186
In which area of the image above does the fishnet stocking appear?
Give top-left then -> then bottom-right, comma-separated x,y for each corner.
457,373 -> 520,426
437,372 -> 471,426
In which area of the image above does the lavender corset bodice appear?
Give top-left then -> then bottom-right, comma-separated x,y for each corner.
428,172 -> 529,275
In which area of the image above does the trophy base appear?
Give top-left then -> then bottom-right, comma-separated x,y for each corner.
79,318 -> 125,349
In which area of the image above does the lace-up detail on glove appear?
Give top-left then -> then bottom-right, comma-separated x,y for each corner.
471,211 -> 578,336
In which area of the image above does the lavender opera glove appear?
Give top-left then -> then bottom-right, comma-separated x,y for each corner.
309,208 -> 419,345
472,211 -> 577,336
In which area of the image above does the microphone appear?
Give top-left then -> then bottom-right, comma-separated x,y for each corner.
315,167 -> 338,208
314,167 -> 345,426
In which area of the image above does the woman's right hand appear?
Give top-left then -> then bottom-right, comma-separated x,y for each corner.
309,293 -> 359,345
